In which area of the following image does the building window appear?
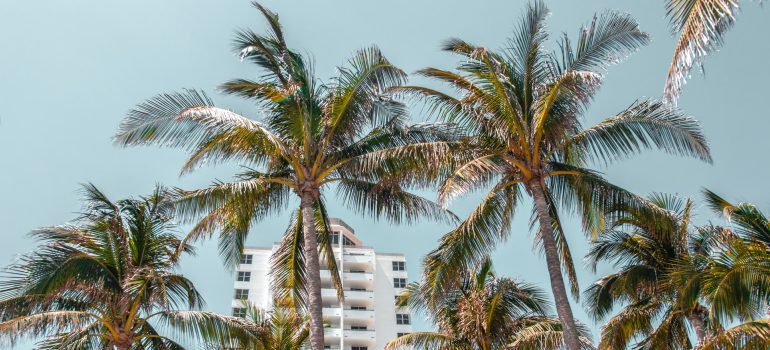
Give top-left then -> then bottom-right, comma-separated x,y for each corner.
397,332 -> 410,337
350,305 -> 366,310
234,289 -> 249,300
237,271 -> 251,282
351,325 -> 367,330
232,307 -> 247,318
392,261 -> 405,271
351,287 -> 366,291
352,347 -> 368,350
393,278 -> 407,288
330,232 -> 340,245
396,314 -> 410,325
240,254 -> 253,264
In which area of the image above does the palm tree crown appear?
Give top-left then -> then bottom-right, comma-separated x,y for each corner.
585,193 -> 710,349
386,258 -> 593,350
114,3 -> 456,349
408,1 -> 712,349
587,190 -> 770,349
0,184 -> 246,350
210,299 -> 309,350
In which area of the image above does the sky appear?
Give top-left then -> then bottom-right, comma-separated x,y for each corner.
0,0 -> 768,347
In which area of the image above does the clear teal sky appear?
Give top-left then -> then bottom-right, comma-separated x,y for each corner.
1,0 -> 768,347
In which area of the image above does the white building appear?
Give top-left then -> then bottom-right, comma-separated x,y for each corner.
231,218 -> 413,350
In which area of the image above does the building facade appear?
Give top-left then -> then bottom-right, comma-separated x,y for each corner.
231,218 -> 413,350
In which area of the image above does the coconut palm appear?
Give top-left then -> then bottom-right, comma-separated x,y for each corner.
210,299 -> 309,350
409,2 -> 712,349
585,193 -> 715,349
588,191 -> 770,349
386,258 -> 593,350
680,190 -> 770,349
663,0 -> 754,104
113,4 -> 456,349
0,184 -> 248,350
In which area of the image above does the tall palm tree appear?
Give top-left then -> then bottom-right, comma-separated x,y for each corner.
114,4 -> 456,349
409,2 -> 712,349
585,193 -> 713,349
663,0 -> 753,104
386,258 -> 593,350
210,299 -> 309,350
0,184 -> 247,350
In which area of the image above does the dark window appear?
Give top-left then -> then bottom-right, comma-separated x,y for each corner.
396,314 -> 410,325
351,287 -> 366,292
349,269 -> 366,273
350,305 -> 366,310
234,289 -> 249,300
397,332 -> 410,337
330,232 -> 340,245
392,261 -> 405,271
232,307 -> 247,318
351,325 -> 367,330
393,278 -> 407,288
240,254 -> 253,264
237,271 -> 251,282
352,347 -> 368,350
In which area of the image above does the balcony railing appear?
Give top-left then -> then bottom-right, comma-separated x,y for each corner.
320,307 -> 375,320
321,288 -> 374,301
323,327 -> 376,340
319,270 -> 374,282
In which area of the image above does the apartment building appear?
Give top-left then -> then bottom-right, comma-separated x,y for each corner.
231,218 -> 413,350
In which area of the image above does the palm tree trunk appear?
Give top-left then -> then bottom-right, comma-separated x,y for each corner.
300,193 -> 325,350
529,179 -> 583,350
112,335 -> 133,350
687,304 -> 708,345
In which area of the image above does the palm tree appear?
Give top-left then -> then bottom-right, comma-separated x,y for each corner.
408,2 -> 712,349
587,191 -> 770,349
663,0 -> 754,104
210,299 -> 309,350
385,258 -> 593,350
114,4 -> 456,349
0,184 -> 247,350
681,190 -> 770,349
585,193 -> 713,349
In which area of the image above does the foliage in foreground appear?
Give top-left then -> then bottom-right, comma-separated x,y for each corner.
0,185 -> 249,350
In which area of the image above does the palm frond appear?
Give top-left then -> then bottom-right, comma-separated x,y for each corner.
695,319 -> 770,350
664,0 -> 741,104
559,99 -> 712,165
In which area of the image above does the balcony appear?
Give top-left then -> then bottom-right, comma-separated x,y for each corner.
323,328 -> 376,341
319,270 -> 374,282
344,329 -> 376,340
321,307 -> 375,321
324,328 -> 342,338
344,308 -> 375,320
343,253 -> 373,264
321,287 -> 374,302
